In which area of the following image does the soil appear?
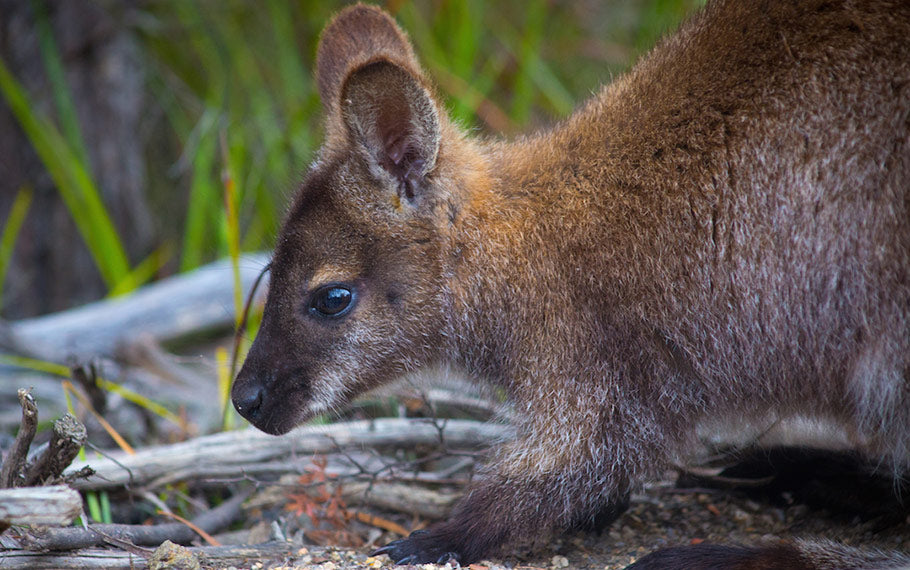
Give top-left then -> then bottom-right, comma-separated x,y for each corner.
217,473 -> 910,570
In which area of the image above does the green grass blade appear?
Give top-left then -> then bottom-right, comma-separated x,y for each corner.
99,490 -> 112,524
0,354 -> 70,377
109,243 -> 173,297
265,0 -> 308,113
0,56 -> 131,291
86,491 -> 103,523
32,0 -> 91,167
437,0 -> 479,123
0,186 -> 32,310
526,58 -> 576,117
510,0 -> 546,124
0,354 -> 184,430
95,377 -> 184,428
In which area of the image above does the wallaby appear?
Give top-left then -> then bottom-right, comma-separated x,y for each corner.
231,0 -> 910,567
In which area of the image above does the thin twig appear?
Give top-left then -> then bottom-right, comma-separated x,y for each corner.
230,262 -> 271,381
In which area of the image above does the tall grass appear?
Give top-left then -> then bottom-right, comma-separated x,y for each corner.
136,0 -> 700,275
0,55 -> 132,292
1,1 -> 699,302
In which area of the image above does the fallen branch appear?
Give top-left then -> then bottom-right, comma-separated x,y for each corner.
65,418 -> 512,491
250,473 -> 463,521
19,488 -> 250,551
0,541 -> 302,570
2,253 -> 270,362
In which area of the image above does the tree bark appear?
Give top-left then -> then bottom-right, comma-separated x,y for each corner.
0,485 -> 82,527
0,0 -> 151,318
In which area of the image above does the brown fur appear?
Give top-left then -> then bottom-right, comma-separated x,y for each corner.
232,1 -> 910,565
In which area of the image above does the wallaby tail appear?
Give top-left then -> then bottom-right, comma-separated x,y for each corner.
626,539 -> 910,570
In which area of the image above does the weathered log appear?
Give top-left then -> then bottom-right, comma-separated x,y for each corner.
0,485 -> 82,527
0,541 -> 303,570
65,419 -> 511,491
1,253 -> 270,363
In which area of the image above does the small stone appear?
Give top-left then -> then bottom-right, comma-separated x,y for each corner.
148,540 -> 201,570
732,508 -> 752,524
551,555 -> 569,568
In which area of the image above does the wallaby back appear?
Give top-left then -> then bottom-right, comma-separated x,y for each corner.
233,1 -> 910,567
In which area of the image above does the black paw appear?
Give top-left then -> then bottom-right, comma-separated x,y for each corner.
569,491 -> 630,534
372,530 -> 461,565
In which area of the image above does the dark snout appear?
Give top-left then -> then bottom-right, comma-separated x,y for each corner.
231,374 -> 264,423
231,367 -> 281,433
231,353 -> 303,435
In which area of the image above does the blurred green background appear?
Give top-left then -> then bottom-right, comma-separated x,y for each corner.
0,0 -> 701,318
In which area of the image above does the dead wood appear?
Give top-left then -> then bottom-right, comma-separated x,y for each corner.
0,485 -> 82,527
249,471 -> 463,521
0,389 -> 38,488
65,418 -> 511,491
0,541 -> 302,570
18,488 -> 250,552
342,480 -> 460,519
117,336 -> 212,389
1,253 -> 270,363
24,413 -> 88,486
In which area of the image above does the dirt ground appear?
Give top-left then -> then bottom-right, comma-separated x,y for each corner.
216,474 -> 910,570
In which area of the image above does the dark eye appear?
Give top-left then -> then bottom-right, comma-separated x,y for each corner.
310,285 -> 354,317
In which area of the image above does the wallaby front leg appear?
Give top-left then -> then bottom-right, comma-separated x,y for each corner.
373,434 -> 634,564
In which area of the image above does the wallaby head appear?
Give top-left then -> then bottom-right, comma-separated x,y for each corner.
232,5 -> 471,435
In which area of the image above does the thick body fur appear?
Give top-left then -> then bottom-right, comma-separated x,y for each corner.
232,1 -> 910,567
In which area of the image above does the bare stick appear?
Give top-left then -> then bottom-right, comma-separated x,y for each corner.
0,388 -> 38,488
22,488 -> 251,551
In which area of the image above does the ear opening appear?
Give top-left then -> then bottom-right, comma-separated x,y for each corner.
341,61 -> 441,207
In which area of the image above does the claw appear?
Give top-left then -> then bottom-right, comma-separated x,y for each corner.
372,529 -> 458,566
371,537 -> 406,558
370,545 -> 391,557
437,552 -> 460,564
395,554 -> 418,565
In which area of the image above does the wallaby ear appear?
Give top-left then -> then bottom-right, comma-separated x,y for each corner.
316,4 -> 421,117
341,61 -> 440,206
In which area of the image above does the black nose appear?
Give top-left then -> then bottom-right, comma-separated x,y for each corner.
232,380 -> 264,422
